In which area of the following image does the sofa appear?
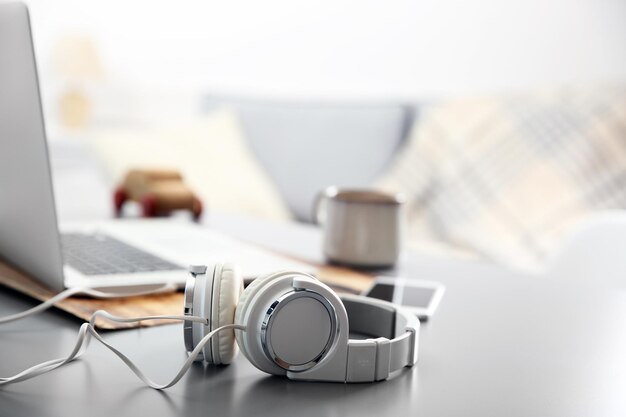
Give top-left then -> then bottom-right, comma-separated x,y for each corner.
203,96 -> 416,222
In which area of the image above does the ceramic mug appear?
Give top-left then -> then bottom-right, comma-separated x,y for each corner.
313,187 -> 406,268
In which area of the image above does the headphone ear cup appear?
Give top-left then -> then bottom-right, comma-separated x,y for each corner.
234,272 -> 283,365
210,262 -> 243,365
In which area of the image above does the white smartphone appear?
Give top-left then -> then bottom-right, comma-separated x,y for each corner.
362,276 -> 445,320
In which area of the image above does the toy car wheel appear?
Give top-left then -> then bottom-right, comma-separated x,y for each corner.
141,195 -> 157,218
113,187 -> 128,216
192,197 -> 203,221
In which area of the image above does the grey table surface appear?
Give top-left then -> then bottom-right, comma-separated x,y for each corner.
2,141 -> 626,416
1,213 -> 626,417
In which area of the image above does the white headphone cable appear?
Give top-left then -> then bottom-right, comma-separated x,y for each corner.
0,284 -> 178,324
0,310 -> 246,389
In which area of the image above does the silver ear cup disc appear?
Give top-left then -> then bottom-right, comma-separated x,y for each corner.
183,274 -> 197,353
261,290 -> 337,372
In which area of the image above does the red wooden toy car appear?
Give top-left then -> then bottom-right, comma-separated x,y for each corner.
114,169 -> 203,220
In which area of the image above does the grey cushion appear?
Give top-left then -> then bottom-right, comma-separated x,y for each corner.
204,97 -> 415,221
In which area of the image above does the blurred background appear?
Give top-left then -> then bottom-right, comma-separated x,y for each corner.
22,0 -> 626,273
27,0 -> 626,125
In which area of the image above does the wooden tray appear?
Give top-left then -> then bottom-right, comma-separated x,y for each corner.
0,259 -> 373,330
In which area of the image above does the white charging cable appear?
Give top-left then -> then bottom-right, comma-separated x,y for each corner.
0,284 -> 178,324
0,309 -> 246,389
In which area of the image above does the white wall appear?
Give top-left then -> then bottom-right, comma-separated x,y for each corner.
24,0 -> 626,101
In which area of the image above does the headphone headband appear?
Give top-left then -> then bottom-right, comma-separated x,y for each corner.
341,294 -> 419,382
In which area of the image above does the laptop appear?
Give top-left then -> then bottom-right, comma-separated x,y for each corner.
0,3 -> 310,292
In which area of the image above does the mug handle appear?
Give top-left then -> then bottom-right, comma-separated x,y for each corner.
311,186 -> 338,225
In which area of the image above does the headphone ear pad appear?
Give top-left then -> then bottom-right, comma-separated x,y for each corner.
234,272 -> 282,363
211,263 -> 243,365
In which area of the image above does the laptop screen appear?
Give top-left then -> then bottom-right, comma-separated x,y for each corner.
0,3 -> 65,291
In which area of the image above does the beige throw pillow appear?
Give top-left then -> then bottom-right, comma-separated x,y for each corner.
377,84 -> 626,271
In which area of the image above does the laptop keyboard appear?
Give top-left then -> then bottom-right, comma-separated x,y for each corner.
61,233 -> 183,276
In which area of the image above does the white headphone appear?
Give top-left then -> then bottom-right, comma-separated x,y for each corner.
184,263 -> 419,383
0,263 -> 419,388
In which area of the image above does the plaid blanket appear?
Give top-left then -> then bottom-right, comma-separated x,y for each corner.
376,84 -> 626,271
